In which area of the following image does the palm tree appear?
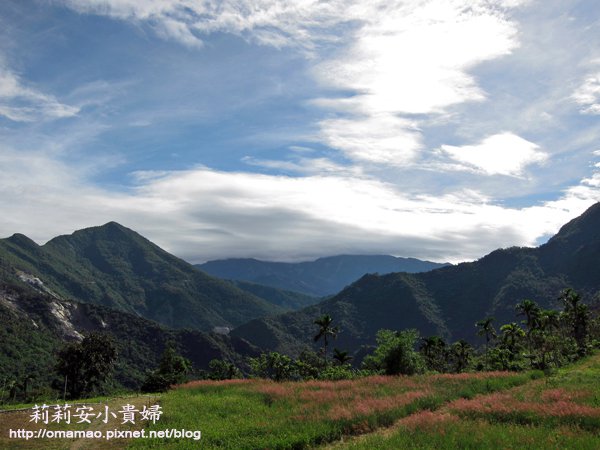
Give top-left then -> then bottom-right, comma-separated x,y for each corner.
516,299 -> 540,333
420,336 -> 445,358
313,314 -> 339,359
451,340 -> 473,373
476,317 -> 497,345
476,317 -> 496,370
420,336 -> 447,372
332,348 -> 352,366
500,322 -> 525,356
560,288 -> 581,310
560,289 -> 589,354
538,309 -> 560,332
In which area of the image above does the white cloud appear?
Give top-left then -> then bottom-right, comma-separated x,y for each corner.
440,133 -> 548,177
0,62 -> 79,122
315,1 -> 518,115
1,143 -> 598,264
58,1 -> 528,167
572,72 -> 600,115
61,0 -> 351,50
311,0 -> 522,165
5,0 -> 599,267
319,114 -> 422,165
242,155 -> 363,176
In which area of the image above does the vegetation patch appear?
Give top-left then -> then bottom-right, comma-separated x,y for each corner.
329,353 -> 600,449
128,370 -> 534,449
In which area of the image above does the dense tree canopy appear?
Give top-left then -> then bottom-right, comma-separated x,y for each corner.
56,332 -> 117,399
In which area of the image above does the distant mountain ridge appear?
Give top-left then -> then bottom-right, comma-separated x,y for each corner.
197,254 -> 449,296
0,222 -> 284,331
227,279 -> 321,310
232,202 -> 600,357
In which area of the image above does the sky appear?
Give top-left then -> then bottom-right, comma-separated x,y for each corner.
1,0 -> 600,264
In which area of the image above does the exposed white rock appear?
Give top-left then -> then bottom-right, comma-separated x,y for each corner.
16,270 -> 61,299
213,326 -> 231,335
49,300 -> 83,341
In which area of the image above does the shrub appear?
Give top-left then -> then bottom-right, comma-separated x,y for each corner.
362,329 -> 425,375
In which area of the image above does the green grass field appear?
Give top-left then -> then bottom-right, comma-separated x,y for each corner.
328,354 -> 600,449
3,355 -> 600,449
127,371 -> 538,449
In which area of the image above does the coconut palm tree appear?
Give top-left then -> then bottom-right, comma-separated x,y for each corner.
476,317 -> 496,370
516,299 -> 540,333
538,309 -> 560,332
313,314 -> 339,360
500,322 -> 525,355
332,348 -> 352,366
476,317 -> 497,345
451,340 -> 473,373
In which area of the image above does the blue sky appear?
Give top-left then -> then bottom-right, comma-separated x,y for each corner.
1,0 -> 600,263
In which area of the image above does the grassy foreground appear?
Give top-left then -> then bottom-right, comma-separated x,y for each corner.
3,355 -> 600,449
329,354 -> 600,449
128,371 -> 537,449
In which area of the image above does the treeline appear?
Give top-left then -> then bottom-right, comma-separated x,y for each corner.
195,288 -> 600,383
2,288 -> 599,402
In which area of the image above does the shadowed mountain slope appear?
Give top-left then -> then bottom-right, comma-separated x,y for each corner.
0,265 -> 259,391
232,203 -> 600,355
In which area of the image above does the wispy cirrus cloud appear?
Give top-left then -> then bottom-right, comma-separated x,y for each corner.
60,0 -> 354,51
242,155 -> 363,176
58,0 -> 532,169
318,114 -> 422,165
572,68 -> 600,115
0,61 -> 79,122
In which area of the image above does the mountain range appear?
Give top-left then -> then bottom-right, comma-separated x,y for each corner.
2,202 -> 600,387
0,222 -> 439,388
232,203 -> 600,358
197,255 -> 449,296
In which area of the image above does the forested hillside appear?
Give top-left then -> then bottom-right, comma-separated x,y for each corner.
232,203 -> 600,356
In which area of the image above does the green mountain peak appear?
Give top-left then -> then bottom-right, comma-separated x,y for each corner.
0,222 -> 284,331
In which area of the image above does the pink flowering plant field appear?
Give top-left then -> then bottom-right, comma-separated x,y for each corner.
331,353 -> 600,449
129,370 -> 535,449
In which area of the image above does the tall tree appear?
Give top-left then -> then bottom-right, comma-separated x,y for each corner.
451,340 -> 473,373
56,333 -> 117,399
516,299 -> 541,357
538,309 -> 560,332
313,314 -> 339,359
208,359 -> 242,380
560,289 -> 589,355
476,317 -> 496,369
141,345 -> 191,392
419,336 -> 448,372
500,322 -> 525,355
516,299 -> 541,333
